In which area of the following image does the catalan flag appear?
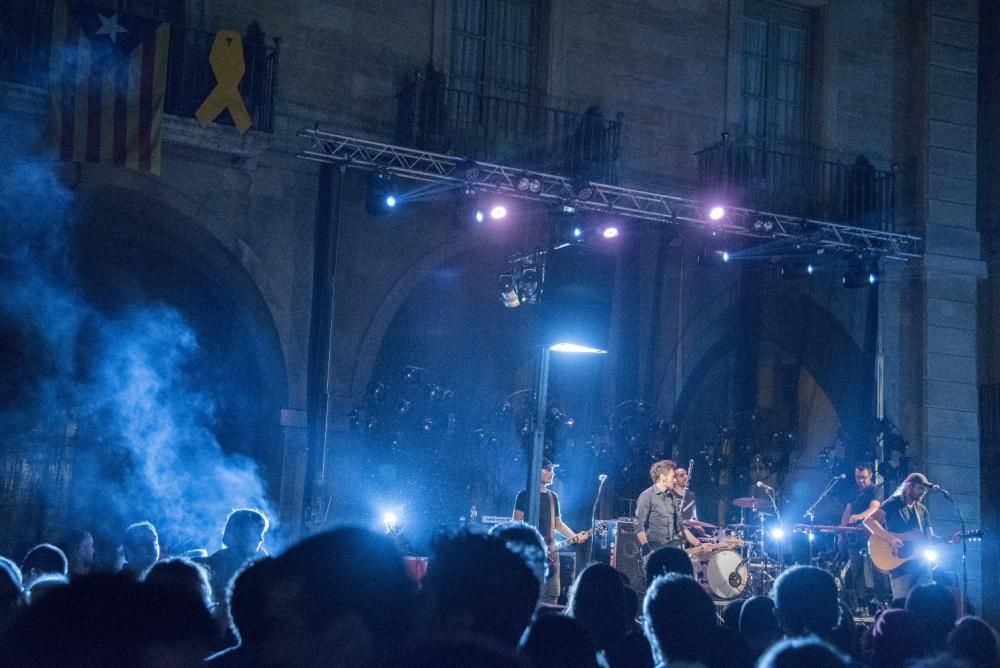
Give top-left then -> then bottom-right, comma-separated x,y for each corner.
49,2 -> 170,174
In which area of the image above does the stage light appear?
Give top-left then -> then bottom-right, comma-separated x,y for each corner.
500,275 -> 520,308
549,342 -> 607,354
808,264 -> 815,275
572,177 -> 594,201
770,526 -> 785,540
923,548 -> 938,563
490,205 -> 507,220
602,226 -> 620,239
517,177 -> 530,191
807,531 -> 815,542
709,205 -> 726,221
475,210 -> 485,223
780,261 -> 816,279
365,170 -> 397,216
573,227 -> 583,238
843,256 -> 880,288
722,251 -> 731,262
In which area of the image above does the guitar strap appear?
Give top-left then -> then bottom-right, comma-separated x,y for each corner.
914,503 -> 926,537
547,491 -> 556,544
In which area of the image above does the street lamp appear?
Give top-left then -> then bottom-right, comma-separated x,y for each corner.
526,342 -> 607,528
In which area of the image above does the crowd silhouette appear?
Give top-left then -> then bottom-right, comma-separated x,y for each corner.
0,512 -> 996,667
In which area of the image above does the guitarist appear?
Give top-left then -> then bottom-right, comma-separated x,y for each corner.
636,460 -> 699,559
513,457 -> 584,604
839,462 -> 885,611
863,472 -> 938,600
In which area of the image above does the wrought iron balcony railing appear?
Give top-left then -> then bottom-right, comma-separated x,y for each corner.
397,68 -> 623,184
0,0 -> 278,133
695,134 -> 895,231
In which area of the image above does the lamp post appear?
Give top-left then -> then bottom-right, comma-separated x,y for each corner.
526,342 -> 607,528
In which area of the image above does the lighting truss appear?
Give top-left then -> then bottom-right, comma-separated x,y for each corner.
300,128 -> 921,260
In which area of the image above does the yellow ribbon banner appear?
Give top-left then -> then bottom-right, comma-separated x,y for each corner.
195,30 -> 252,134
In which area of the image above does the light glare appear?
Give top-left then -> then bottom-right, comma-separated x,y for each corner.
490,205 -> 507,220
770,526 -> 785,540
923,548 -> 938,562
385,195 -> 397,208
602,226 -> 620,238
709,206 -> 726,221
549,342 -> 607,354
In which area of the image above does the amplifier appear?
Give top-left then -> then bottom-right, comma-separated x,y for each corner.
606,520 -> 645,592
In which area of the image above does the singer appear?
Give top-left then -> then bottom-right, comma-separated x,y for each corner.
635,460 -> 699,558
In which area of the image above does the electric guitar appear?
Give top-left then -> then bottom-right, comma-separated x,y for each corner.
868,529 -> 981,573
547,529 -> 594,559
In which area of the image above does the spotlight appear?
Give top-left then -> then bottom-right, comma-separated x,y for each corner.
519,266 -> 540,304
923,548 -> 938,563
489,205 -> 508,220
528,178 -> 542,193
780,261 -> 815,279
722,251 -> 731,262
475,210 -> 485,223
383,511 -> 400,534
770,526 -> 785,540
842,256 -> 880,288
573,227 -> 583,238
602,226 -> 620,239
517,176 -> 530,191
516,177 -> 542,193
572,176 -> 594,201
365,170 -> 397,216
709,205 -> 726,221
500,275 -> 520,308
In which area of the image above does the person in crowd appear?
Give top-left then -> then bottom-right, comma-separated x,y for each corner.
252,526 -> 417,667
197,508 -> 269,608
120,521 -> 160,575
423,529 -> 539,650
644,545 -> 694,587
519,614 -> 601,668
721,599 -> 744,631
739,595 -> 782,663
828,602 -> 861,660
643,573 -> 717,668
868,608 -> 925,668
58,528 -> 95,578
489,520 -> 549,601
512,458 -> 584,605
19,543 -> 68,587
565,563 -> 653,667
947,615 -> 1000,667
143,557 -> 214,612
205,557 -> 285,665
772,565 -> 841,639
3,572 -> 217,667
0,556 -> 24,638
757,635 -> 849,668
906,582 -> 959,653
25,573 -> 69,604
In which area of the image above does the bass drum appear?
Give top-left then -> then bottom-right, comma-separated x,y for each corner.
691,549 -> 749,600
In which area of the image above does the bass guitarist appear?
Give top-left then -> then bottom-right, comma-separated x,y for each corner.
863,472 -> 954,600
513,458 -> 586,604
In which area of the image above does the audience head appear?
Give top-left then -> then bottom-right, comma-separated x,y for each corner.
143,557 -> 212,610
221,508 -> 269,558
20,543 -> 68,586
0,556 -> 25,635
58,529 -> 95,577
947,615 -> 999,667
488,521 -> 548,596
122,521 -> 159,574
906,582 -> 959,651
644,545 -> 694,586
565,563 -> 631,648
424,529 -> 539,649
772,565 -> 839,637
25,573 -> 69,604
272,526 -> 417,665
722,599 -> 744,630
870,608 -> 924,668
226,556 -> 283,647
740,595 -> 782,653
758,634 -> 849,668
643,573 -> 716,665
519,614 -> 599,668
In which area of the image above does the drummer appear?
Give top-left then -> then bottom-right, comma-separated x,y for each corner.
673,467 -> 706,537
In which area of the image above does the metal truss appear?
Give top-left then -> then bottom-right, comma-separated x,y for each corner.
300,128 -> 921,260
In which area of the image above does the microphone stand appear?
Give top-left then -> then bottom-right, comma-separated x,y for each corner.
802,477 -> 842,566
588,476 -> 606,566
938,489 -> 968,615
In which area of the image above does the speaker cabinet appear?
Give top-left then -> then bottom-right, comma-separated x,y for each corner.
608,520 -> 645,593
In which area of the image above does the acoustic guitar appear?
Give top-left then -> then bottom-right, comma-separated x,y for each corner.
868,529 -> 981,573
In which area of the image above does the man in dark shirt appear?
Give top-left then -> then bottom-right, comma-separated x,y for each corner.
839,462 -> 884,610
513,458 -> 582,604
864,472 -> 939,600
636,460 -> 697,559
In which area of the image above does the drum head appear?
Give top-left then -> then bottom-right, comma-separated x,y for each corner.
704,549 -> 748,600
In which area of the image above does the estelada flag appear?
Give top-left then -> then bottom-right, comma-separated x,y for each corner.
50,2 -> 170,175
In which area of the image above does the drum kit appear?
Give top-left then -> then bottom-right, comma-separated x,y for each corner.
684,495 -> 783,601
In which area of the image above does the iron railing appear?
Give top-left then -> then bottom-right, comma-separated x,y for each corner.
397,69 -> 623,184
695,134 -> 895,231
0,0 -> 278,133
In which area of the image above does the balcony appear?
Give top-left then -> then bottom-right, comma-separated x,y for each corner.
695,134 -> 895,231
397,67 -> 623,184
0,0 -> 278,133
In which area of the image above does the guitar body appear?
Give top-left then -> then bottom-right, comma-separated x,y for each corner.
868,529 -> 926,573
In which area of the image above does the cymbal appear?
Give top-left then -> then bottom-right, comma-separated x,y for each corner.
683,519 -> 717,530
731,497 -> 774,510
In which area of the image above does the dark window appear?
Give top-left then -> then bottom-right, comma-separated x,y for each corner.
741,0 -> 813,143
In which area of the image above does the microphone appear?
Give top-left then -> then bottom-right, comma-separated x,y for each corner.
931,484 -> 953,499
756,481 -> 775,492
598,474 -> 608,483
833,474 -> 847,480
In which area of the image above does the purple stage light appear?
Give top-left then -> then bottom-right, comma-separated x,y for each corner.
709,205 -> 726,221
602,226 -> 619,239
